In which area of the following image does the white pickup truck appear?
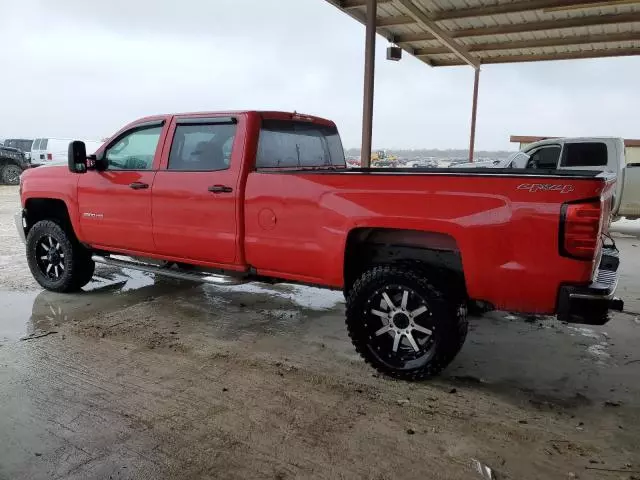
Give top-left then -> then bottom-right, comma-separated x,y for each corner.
457,137 -> 640,220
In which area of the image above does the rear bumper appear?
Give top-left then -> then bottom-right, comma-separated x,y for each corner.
557,247 -> 623,325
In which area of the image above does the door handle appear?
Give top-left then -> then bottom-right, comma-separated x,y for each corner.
208,185 -> 233,193
129,182 -> 149,190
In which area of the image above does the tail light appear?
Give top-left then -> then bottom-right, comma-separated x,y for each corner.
560,200 -> 602,260
47,153 -> 53,160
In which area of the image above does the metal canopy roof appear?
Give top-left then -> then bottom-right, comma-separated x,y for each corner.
326,0 -> 640,67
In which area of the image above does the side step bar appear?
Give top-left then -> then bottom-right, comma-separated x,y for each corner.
91,255 -> 248,286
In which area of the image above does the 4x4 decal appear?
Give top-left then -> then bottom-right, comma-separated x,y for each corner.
517,183 -> 575,194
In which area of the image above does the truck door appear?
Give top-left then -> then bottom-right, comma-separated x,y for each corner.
151,116 -> 241,265
77,119 -> 168,253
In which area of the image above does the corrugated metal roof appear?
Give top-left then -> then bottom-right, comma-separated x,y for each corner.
326,0 -> 640,67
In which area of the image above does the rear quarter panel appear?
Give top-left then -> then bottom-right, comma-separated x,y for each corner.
244,171 -> 606,314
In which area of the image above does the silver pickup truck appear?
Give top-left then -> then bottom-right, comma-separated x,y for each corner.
457,137 -> 640,220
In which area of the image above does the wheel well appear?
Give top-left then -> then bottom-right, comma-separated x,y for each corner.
343,228 -> 466,297
25,198 -> 73,236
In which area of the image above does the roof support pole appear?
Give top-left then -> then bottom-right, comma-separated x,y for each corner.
360,0 -> 377,168
468,67 -> 480,163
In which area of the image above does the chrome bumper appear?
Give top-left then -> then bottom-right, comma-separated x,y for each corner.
14,212 -> 26,244
570,250 -> 619,301
557,246 -> 623,325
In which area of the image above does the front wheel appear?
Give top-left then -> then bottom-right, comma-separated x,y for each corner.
26,220 -> 95,292
1,164 -> 23,185
346,265 -> 468,380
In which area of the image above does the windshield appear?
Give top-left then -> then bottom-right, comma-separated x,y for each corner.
508,151 -> 530,168
4,139 -> 33,151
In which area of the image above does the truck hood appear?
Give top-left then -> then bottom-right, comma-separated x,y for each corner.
34,160 -> 68,169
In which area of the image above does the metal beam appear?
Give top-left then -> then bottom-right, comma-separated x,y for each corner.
341,0 -> 639,21
361,0 -> 377,168
394,0 -> 479,68
468,68 -> 480,163
430,46 -> 640,66
342,0 -> 390,8
395,11 -> 640,42
377,15 -> 413,26
431,0 -> 636,21
544,0 -> 640,13
415,31 -> 640,56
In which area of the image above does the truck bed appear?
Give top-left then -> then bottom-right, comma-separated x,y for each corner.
244,167 -> 613,314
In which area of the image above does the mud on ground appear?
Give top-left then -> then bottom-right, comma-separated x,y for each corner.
1,185 -> 640,480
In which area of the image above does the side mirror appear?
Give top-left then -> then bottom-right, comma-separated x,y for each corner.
68,141 -> 87,174
93,150 -> 108,171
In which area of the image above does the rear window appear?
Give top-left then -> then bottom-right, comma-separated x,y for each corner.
32,139 -> 41,150
256,120 -> 345,168
39,138 -> 49,150
561,142 -> 607,167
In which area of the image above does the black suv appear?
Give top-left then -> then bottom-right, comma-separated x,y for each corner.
0,145 -> 29,185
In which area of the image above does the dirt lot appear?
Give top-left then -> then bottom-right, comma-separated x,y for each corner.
1,184 -> 640,480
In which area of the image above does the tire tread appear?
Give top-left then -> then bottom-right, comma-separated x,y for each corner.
346,264 -> 468,381
26,220 -> 94,292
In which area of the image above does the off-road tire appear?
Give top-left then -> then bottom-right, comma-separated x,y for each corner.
346,265 -> 468,380
1,164 -> 22,185
26,220 -> 95,292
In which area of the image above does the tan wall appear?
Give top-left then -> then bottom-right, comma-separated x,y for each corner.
626,146 -> 640,165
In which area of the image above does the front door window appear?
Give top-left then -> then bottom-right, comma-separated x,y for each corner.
526,146 -> 561,169
105,126 -> 162,170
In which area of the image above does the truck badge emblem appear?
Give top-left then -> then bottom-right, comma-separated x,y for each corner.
517,184 -> 575,194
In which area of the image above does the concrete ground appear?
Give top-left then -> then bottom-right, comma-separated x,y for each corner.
1,184 -> 640,480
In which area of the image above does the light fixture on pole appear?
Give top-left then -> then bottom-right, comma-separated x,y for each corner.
386,45 -> 402,61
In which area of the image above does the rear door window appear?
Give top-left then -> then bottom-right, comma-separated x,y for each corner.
32,139 -> 41,150
256,120 -> 346,168
40,138 -> 49,150
561,142 -> 607,167
168,121 -> 237,171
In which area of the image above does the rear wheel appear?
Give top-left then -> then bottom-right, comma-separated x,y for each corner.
346,265 -> 468,380
1,164 -> 22,185
26,220 -> 95,292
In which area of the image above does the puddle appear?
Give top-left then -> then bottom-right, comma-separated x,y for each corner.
90,268 -> 156,292
0,268 -> 343,345
0,271 -> 329,341
0,290 -> 39,341
204,283 -> 344,311
0,268 -> 183,344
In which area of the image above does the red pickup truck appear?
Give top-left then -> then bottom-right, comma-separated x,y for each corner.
16,111 -> 623,379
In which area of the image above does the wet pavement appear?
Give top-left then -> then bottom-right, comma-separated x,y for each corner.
4,245 -> 640,405
1,185 -> 640,479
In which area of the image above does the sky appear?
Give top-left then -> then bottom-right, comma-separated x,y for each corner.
1,0 -> 639,150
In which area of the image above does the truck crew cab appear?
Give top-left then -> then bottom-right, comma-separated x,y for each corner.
17,111 -> 623,380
